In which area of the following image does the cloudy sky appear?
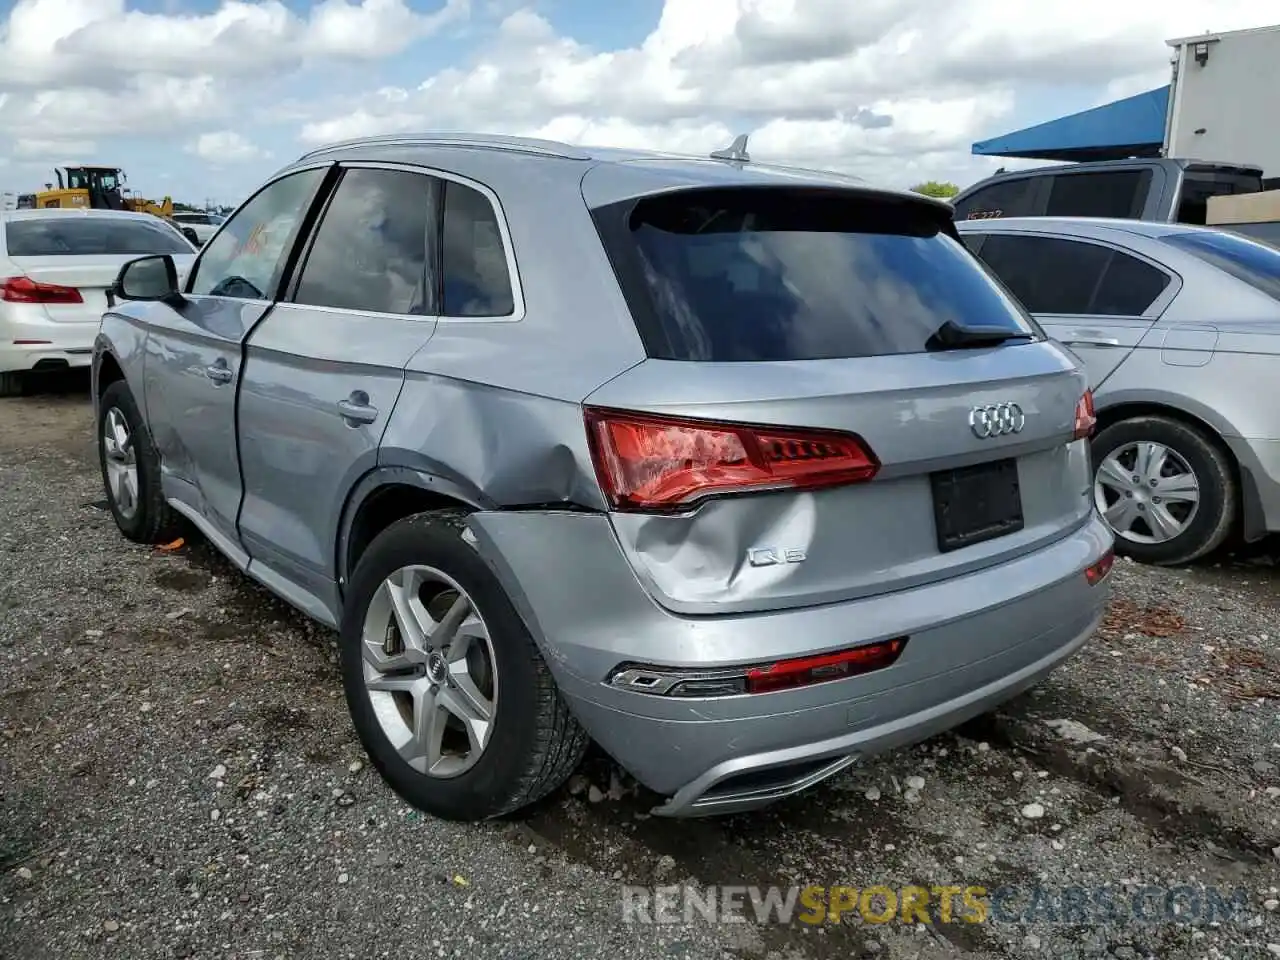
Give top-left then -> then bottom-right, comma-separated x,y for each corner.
0,0 -> 1274,207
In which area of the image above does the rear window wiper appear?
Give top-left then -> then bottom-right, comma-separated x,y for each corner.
926,320 -> 1034,352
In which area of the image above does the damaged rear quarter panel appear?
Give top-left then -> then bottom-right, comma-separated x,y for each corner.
377,371 -> 612,510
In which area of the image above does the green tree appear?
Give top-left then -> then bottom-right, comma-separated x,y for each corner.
910,180 -> 960,199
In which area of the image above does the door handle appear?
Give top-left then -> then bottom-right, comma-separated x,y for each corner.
205,362 -> 233,384
1062,337 -> 1121,347
337,392 -> 379,426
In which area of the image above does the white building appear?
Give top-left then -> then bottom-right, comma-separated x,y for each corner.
1166,23 -> 1280,178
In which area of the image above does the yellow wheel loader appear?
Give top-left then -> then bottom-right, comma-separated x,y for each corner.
34,166 -> 174,219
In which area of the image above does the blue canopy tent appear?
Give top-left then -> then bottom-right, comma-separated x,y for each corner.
972,86 -> 1170,163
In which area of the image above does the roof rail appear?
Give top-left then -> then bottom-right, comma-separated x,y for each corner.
296,132 -> 593,163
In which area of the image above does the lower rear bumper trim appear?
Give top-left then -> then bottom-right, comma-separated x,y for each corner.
650,608 -> 1100,818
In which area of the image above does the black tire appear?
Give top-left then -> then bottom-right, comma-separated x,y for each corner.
340,508 -> 589,821
0,371 -> 24,397
1090,415 -> 1236,566
97,379 -> 181,544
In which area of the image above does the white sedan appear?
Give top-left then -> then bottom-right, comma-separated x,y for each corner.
170,211 -> 226,246
0,209 -> 196,396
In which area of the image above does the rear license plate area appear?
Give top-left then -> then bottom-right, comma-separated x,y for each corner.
931,458 -> 1024,553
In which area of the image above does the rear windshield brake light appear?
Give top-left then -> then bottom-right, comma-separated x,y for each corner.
585,407 -> 879,512
1,276 -> 83,304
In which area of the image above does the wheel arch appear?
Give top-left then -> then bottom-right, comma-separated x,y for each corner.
1092,396 -> 1264,543
336,467 -> 490,599
92,323 -> 149,423
95,350 -> 125,398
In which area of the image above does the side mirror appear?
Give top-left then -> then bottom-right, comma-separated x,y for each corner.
181,226 -> 200,246
115,254 -> 180,302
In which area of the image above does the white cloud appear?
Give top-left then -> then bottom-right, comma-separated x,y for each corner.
12,137 -> 97,158
292,0 -> 1280,188
0,76 -> 225,141
186,131 -> 271,164
0,0 -> 469,87
1,0 -> 1278,200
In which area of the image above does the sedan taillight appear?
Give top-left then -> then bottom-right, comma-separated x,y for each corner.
1,276 -> 83,304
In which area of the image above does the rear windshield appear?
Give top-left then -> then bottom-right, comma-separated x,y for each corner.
1160,229 -> 1280,301
5,217 -> 192,257
594,188 -> 1037,362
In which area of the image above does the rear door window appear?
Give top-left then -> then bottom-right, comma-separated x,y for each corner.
1160,229 -> 1280,300
977,234 -> 1170,316
952,178 -> 1037,221
593,188 -> 1037,362
1043,170 -> 1151,219
4,217 -> 193,257
1092,248 -> 1172,315
292,167 -> 436,316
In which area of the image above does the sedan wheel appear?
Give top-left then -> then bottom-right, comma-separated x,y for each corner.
1093,440 -> 1200,546
102,406 -> 141,520
360,565 -> 498,778
1089,415 -> 1236,566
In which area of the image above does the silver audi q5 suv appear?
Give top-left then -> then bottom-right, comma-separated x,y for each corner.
91,133 -> 1114,820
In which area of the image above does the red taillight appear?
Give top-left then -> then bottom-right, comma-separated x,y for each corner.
745,638 -> 907,694
1085,547 -> 1115,586
0,276 -> 83,304
1072,390 -> 1096,440
584,407 -> 879,512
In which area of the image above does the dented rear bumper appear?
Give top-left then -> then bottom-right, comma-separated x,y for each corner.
465,509 -> 1113,815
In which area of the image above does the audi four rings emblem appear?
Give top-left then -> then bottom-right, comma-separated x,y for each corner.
969,402 -> 1026,439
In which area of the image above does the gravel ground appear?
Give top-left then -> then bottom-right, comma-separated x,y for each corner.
2,376 -> 1279,960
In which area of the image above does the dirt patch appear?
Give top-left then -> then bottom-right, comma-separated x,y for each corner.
152,568 -> 212,593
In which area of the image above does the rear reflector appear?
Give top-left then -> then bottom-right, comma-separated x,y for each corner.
1,276 -> 83,304
608,637 -> 908,697
584,407 -> 879,512
745,638 -> 907,694
1072,390 -> 1096,440
1085,547 -> 1115,586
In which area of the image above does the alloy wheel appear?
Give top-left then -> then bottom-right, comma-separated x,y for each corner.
1094,440 -> 1200,545
360,565 -> 498,778
102,406 -> 140,520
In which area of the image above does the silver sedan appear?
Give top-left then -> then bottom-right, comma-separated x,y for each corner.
959,215 -> 1280,565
